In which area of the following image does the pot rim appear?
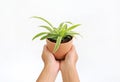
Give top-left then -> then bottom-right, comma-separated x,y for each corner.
46,37 -> 73,45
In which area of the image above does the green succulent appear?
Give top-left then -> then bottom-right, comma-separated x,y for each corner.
32,16 -> 81,53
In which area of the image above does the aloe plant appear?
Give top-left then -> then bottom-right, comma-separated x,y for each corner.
32,16 -> 81,53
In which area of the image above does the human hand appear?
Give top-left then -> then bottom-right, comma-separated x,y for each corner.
36,46 -> 60,82
60,45 -> 78,70
60,45 -> 80,82
42,45 -> 59,71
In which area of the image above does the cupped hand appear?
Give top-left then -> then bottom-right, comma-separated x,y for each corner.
42,45 -> 59,70
42,45 -> 78,71
60,45 -> 78,70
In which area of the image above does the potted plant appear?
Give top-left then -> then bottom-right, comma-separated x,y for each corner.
32,16 -> 81,60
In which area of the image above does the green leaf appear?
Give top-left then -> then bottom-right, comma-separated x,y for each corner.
39,25 -> 53,32
47,33 -> 57,38
58,21 -> 72,30
59,24 -> 67,37
66,31 -> 80,36
66,31 -> 83,38
58,22 -> 65,29
62,24 -> 67,30
67,24 -> 80,31
40,34 -> 48,40
47,33 -> 58,40
53,36 -> 62,53
65,21 -> 73,24
32,16 -> 54,28
32,32 -> 49,40
53,28 -> 59,34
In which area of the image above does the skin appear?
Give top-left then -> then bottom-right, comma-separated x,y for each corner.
60,46 -> 80,82
36,45 -> 80,82
36,46 -> 59,82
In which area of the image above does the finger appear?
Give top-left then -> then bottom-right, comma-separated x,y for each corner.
42,45 -> 53,64
43,45 -> 55,60
70,46 -> 78,62
42,45 -> 50,59
42,45 -> 46,59
67,45 -> 76,55
43,45 -> 52,55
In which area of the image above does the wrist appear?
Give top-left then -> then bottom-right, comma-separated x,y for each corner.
37,63 -> 59,82
44,63 -> 59,73
60,63 -> 78,82
61,63 -> 76,72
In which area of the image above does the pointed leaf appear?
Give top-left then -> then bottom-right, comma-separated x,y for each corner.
65,21 -> 73,24
66,31 -> 83,38
53,36 -> 62,53
60,24 -> 67,36
47,33 -> 58,40
62,24 -> 67,30
32,32 -> 49,40
67,24 -> 80,31
66,31 -> 79,35
39,25 -> 53,32
58,21 -> 72,30
40,35 -> 48,40
58,22 -> 65,29
32,16 -> 54,28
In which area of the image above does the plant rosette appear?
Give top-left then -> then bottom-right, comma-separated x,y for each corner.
32,16 -> 81,60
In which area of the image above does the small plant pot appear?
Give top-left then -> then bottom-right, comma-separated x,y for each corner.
46,38 -> 73,60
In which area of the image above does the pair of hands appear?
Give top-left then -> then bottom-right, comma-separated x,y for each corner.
36,45 -> 80,82
42,45 -> 78,72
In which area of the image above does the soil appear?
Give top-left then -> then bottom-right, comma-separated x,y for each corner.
48,35 -> 72,43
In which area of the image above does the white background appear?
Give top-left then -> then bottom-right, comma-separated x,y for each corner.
0,0 -> 120,82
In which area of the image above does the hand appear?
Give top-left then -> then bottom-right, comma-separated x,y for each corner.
60,45 -> 80,82
42,45 -> 59,70
37,45 -> 79,82
36,45 -> 60,82
60,45 -> 78,70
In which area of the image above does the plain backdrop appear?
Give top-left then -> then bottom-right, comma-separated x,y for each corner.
0,0 -> 120,82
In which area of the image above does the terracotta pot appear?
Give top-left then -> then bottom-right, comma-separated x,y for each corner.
46,38 -> 73,60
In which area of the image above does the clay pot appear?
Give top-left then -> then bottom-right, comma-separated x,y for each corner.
46,38 -> 73,60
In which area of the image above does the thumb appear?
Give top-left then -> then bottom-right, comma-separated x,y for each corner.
43,45 -> 52,55
67,45 -> 76,55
